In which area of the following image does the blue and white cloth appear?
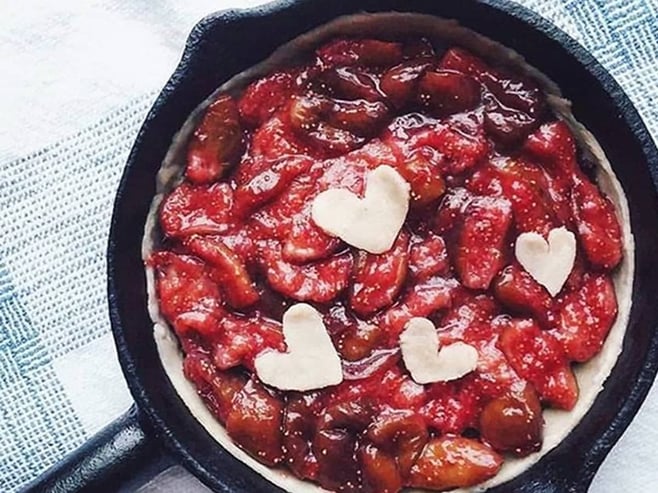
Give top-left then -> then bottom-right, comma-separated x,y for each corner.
1,1 -> 657,492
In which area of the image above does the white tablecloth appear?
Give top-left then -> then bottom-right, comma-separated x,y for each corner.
1,1 -> 657,491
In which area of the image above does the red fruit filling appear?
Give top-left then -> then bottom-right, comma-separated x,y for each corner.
149,38 -> 623,492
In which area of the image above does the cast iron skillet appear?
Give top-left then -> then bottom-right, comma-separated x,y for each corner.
23,0 -> 658,492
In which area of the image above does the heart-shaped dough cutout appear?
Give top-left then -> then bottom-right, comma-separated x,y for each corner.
515,226 -> 576,297
254,303 -> 343,391
400,317 -> 478,384
311,165 -> 410,254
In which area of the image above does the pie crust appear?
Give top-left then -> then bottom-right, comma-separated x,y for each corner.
143,13 -> 634,492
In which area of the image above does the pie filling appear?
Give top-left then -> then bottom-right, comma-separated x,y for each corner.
148,36 -> 623,492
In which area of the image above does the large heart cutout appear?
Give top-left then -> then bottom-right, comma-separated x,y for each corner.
515,226 -> 576,297
254,303 -> 343,391
400,318 -> 478,384
311,165 -> 410,254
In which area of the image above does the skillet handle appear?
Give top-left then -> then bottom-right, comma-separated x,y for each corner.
20,404 -> 173,493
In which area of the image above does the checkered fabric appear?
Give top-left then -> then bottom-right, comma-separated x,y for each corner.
1,1 -> 657,492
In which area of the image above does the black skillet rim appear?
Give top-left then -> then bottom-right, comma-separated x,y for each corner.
107,0 -> 658,492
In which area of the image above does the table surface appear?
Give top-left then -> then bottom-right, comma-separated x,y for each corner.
1,1 -> 658,492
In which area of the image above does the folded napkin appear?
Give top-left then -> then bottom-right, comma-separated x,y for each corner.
1,1 -> 657,491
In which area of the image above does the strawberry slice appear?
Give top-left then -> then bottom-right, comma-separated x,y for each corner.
183,352 -> 247,423
503,176 -> 559,236
470,337 -> 526,402
379,276 -> 459,341
283,212 -> 342,263
501,154 -> 572,225
238,69 -> 299,127
248,170 -> 321,243
328,364 -> 425,408
523,121 -> 578,184
250,114 -> 310,159
226,379 -> 285,466
439,47 -> 544,117
396,153 -> 446,206
563,251 -> 587,293
418,70 -> 482,116
467,159 -> 560,236
439,48 -> 544,145
287,96 -> 392,158
311,398 -> 377,492
318,140 -> 395,191
381,368 -> 426,411
325,98 -> 390,138
150,251 -> 223,337
312,430 -> 361,493
408,234 -> 450,280
434,187 -> 472,234
186,95 -> 243,184
464,161 -> 501,196
317,66 -> 383,102
384,113 -> 488,177
184,235 -> 259,309
160,182 -> 234,238
455,196 -> 512,290
438,48 -> 491,80
438,296 -> 523,401
421,378 -> 481,434
498,318 -> 578,410
408,437 -> 502,490
520,122 -> 580,224
439,294 -> 525,394
359,443 -> 403,493
326,367 -> 387,406
483,98 -> 539,145
213,313 -> 285,370
350,231 -> 410,317
551,273 -> 618,362
262,246 -> 353,303
214,229 -> 256,264
438,294 -> 499,339
301,122 -> 366,159
571,176 -> 623,270
283,393 -> 323,481
278,155 -> 359,262
327,366 -> 424,411
493,263 -> 554,328
380,60 -> 432,108
413,124 -> 490,175
317,38 -> 403,68
324,305 -> 385,362
479,386 -> 543,455
233,155 -> 313,216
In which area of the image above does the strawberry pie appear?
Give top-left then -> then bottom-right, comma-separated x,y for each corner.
146,15 -> 629,493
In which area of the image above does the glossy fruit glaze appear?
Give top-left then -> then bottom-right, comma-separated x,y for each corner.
148,37 -> 623,492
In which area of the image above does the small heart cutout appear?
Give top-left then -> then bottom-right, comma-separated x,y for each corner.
515,226 -> 576,297
400,318 -> 478,384
254,303 -> 343,391
311,165 -> 410,254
